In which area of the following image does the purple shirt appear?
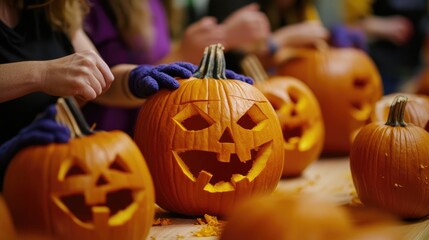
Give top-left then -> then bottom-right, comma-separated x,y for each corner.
82,0 -> 171,135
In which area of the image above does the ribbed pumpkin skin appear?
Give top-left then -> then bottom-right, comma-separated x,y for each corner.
350,121 -> 429,219
134,77 -> 284,217
3,131 -> 155,240
256,76 -> 324,177
370,93 -> 429,128
0,194 -> 16,240
277,47 -> 382,155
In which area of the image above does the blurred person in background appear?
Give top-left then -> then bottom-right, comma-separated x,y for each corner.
191,0 -> 365,73
339,0 -> 428,94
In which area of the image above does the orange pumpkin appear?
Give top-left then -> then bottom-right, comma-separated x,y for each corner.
220,192 -> 402,240
134,44 -> 284,217
370,93 -> 429,128
241,55 -> 324,177
276,47 -> 383,155
350,95 -> 429,219
3,98 -> 155,240
0,194 -> 16,240
414,68 -> 429,96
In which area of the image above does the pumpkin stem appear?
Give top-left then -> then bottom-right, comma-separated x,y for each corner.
240,54 -> 269,83
193,43 -> 226,79
385,95 -> 408,127
56,97 -> 94,138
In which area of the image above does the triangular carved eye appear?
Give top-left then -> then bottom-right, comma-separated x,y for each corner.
65,163 -> 87,178
173,104 -> 215,131
109,156 -> 131,173
237,103 -> 268,130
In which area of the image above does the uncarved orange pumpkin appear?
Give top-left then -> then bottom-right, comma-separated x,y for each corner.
350,95 -> 429,219
134,44 -> 284,217
370,93 -> 429,128
220,192 -> 402,240
3,99 -> 155,240
415,68 -> 429,96
276,47 -> 382,155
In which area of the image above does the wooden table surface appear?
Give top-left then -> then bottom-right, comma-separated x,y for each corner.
147,157 -> 429,240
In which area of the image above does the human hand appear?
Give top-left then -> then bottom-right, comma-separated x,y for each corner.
330,24 -> 368,51
128,62 -> 195,98
42,50 -> 114,102
222,3 -> 270,52
369,16 -> 413,45
129,62 -> 254,98
0,104 -> 70,189
179,17 -> 226,64
225,69 -> 254,84
273,21 -> 329,48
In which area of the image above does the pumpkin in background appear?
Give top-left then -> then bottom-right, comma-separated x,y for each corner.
276,46 -> 382,155
414,68 -> 429,96
134,44 -> 284,217
350,95 -> 429,219
370,93 -> 429,128
0,194 -> 16,240
241,55 -> 324,177
3,98 -> 155,240
220,192 -> 402,240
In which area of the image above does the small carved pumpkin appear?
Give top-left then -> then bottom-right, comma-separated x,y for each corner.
134,44 -> 284,217
3,98 -> 155,240
276,46 -> 383,155
351,95 -> 429,219
370,93 -> 429,128
241,55 -> 324,177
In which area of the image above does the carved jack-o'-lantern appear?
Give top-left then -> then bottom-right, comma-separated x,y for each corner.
134,44 -> 284,217
276,46 -> 382,155
4,98 -> 155,240
241,55 -> 324,177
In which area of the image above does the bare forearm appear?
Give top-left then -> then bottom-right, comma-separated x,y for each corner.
93,64 -> 145,108
0,61 -> 44,102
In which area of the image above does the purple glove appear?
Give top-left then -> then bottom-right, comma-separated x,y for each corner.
330,24 -> 368,51
0,105 -> 70,190
128,62 -> 195,98
129,62 -> 254,98
225,69 -> 254,84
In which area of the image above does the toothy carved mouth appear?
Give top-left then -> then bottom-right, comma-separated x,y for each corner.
283,125 -> 303,143
173,141 -> 272,192
56,189 -> 135,224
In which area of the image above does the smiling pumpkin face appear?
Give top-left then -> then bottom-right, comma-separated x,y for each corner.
134,44 -> 284,217
256,76 -> 324,177
276,47 -> 382,155
4,131 -> 154,240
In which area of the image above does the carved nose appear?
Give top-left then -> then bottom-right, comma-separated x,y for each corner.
219,127 -> 234,143
96,174 -> 109,186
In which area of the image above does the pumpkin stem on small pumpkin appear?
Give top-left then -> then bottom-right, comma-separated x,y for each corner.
240,54 -> 269,83
385,95 -> 408,127
193,43 -> 226,80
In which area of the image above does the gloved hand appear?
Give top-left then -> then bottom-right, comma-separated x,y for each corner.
329,24 -> 368,51
129,62 -> 254,98
0,105 -> 70,190
226,69 -> 254,84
